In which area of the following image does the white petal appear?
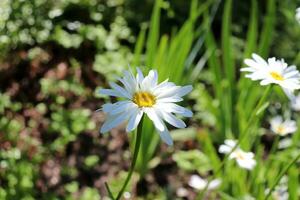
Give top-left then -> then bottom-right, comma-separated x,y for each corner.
236,157 -> 256,170
156,85 -> 192,99
218,144 -> 232,154
141,69 -> 158,90
126,108 -> 143,132
243,59 -> 260,70
102,103 -> 114,113
157,128 -> 173,146
280,81 -> 300,91
159,110 -> 186,128
156,96 -> 183,103
246,70 -> 267,80
284,70 -> 299,79
156,103 -> 193,117
109,82 -> 132,99
123,70 -> 138,92
150,70 -> 158,86
118,77 -> 135,95
260,79 -> 273,85
153,79 -> 174,92
144,108 -> 165,131
252,53 -> 268,67
156,86 -> 180,99
176,85 -> 193,97
99,89 -> 125,98
224,139 -> 237,148
108,101 -> 136,115
102,101 -> 133,113
100,111 -> 130,133
136,67 -> 144,84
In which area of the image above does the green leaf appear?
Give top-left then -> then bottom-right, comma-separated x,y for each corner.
258,0 -> 276,58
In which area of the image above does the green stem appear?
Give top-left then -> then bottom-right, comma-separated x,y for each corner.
115,115 -> 144,200
264,152 -> 300,200
269,135 -> 279,156
197,85 -> 272,199
105,182 -> 115,200
240,85 -> 272,139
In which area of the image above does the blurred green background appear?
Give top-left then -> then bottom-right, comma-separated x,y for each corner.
0,0 -> 300,199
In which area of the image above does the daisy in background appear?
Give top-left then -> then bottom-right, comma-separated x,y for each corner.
241,53 -> 300,93
296,7 -> 300,24
188,175 -> 221,191
265,176 -> 289,200
98,68 -> 193,146
270,116 -> 297,136
218,139 -> 256,170
290,93 -> 300,111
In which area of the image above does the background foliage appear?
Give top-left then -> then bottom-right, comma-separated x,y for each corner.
0,0 -> 300,199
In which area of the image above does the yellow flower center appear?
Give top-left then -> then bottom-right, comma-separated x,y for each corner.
236,151 -> 245,160
277,125 -> 285,134
133,91 -> 156,107
270,72 -> 284,81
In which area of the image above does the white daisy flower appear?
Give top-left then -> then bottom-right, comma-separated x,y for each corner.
296,7 -> 300,24
265,176 -> 289,200
270,116 -> 297,136
291,93 -> 300,111
98,68 -> 193,146
188,175 -> 221,190
241,53 -> 300,92
219,139 -> 256,170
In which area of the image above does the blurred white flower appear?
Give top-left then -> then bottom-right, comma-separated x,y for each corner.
123,191 -> 131,199
98,68 -> 193,145
265,176 -> 289,200
270,116 -> 297,136
296,7 -> 300,24
219,139 -> 256,170
291,93 -> 300,111
241,53 -> 300,92
278,138 -> 292,149
188,175 -> 221,190
176,187 -> 189,197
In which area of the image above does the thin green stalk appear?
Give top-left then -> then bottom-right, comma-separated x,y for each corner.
269,135 -> 279,156
197,85 -> 272,199
105,182 -> 115,200
239,85 -> 272,139
264,152 -> 300,200
105,116 -> 144,200
115,116 -> 144,200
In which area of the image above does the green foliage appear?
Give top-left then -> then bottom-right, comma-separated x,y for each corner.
93,49 -> 133,81
0,148 -> 37,200
1,0 -> 300,199
173,150 -> 212,174
49,108 -> 95,151
84,155 -> 100,168
133,0 -> 215,178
